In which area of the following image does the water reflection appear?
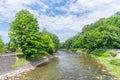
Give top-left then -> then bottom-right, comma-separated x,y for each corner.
6,51 -> 116,80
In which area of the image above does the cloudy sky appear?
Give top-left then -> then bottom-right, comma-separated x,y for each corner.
0,0 -> 120,43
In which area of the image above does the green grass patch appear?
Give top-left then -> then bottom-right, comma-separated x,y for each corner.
98,57 -> 120,79
68,49 -> 120,79
69,48 -> 90,54
110,59 -> 120,66
0,48 -> 7,54
27,51 -> 49,61
14,54 -> 27,66
91,50 -> 117,57
14,51 -> 26,66
14,51 -> 50,66
69,48 -> 78,51
91,50 -> 120,79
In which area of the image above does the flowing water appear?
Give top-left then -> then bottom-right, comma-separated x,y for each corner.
6,51 -> 116,80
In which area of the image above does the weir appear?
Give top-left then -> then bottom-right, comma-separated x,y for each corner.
5,51 -> 117,80
0,54 -> 16,75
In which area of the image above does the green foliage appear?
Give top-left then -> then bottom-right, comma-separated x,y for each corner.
91,50 -> 117,57
9,9 -> 59,58
91,50 -> 108,57
49,34 -> 60,50
42,28 -> 60,51
59,42 -> 65,49
109,50 -> 117,57
0,48 -> 6,53
9,9 -> 40,57
14,54 -> 27,66
98,57 -> 120,79
40,34 -> 55,54
62,12 -> 120,53
0,36 -> 6,53
14,52 -> 49,66
0,36 -> 4,49
110,59 -> 120,66
9,41 -> 17,52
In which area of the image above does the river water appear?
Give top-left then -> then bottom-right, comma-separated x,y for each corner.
6,51 -> 116,80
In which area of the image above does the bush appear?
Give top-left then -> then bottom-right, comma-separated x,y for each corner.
91,50 -> 117,57
110,59 -> 120,66
109,50 -> 117,57
39,51 -> 49,56
0,48 -> 7,54
81,48 -> 91,53
91,50 -> 107,56
70,48 -> 78,52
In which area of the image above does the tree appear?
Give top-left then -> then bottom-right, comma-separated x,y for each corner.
40,33 -> 54,54
9,9 -> 40,57
49,34 -> 59,50
0,36 -> 4,49
63,11 -> 120,52
42,28 -> 60,51
0,36 -> 6,53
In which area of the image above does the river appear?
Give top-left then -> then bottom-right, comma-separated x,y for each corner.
5,51 -> 116,80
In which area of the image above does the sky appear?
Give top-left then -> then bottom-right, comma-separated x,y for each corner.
1,0 -> 120,43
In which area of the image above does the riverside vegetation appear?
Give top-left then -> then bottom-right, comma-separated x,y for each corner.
0,36 -> 7,53
1,9 -> 120,79
60,12 -> 120,79
0,9 -> 60,66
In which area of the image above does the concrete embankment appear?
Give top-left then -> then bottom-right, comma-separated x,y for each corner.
0,54 -> 57,80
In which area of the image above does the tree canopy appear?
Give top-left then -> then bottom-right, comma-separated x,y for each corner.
0,36 -> 6,53
42,28 -> 60,51
62,12 -> 120,52
9,9 -> 59,57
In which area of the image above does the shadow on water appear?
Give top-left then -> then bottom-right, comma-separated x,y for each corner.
5,51 -> 117,80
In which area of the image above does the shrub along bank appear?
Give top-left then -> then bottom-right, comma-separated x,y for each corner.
1,9 -> 60,66
61,12 -> 120,79
91,50 -> 120,79
70,49 -> 120,79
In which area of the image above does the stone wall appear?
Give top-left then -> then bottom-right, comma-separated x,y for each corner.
0,54 -> 56,79
0,54 -> 17,75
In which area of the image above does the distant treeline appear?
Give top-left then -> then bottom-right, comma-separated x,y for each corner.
61,12 -> 120,52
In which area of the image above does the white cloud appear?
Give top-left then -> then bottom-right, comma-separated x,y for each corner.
0,0 -> 48,21
1,0 -> 120,42
37,0 -> 120,42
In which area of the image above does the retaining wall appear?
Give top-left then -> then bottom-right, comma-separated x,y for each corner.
0,54 -> 17,75
0,54 -> 55,80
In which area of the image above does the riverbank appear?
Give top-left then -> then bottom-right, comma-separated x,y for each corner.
3,51 -> 117,80
0,54 -> 58,80
70,49 -> 120,80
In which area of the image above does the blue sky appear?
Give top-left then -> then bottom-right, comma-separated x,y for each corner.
1,0 -> 120,43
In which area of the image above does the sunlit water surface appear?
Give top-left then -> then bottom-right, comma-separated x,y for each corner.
6,51 -> 116,80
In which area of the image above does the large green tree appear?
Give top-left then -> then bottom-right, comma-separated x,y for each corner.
62,11 -> 120,52
42,28 -> 60,51
0,36 -> 6,53
9,9 -> 40,57
40,33 -> 54,54
0,36 -> 4,49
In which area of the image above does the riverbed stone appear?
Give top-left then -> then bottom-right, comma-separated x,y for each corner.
0,54 -> 56,80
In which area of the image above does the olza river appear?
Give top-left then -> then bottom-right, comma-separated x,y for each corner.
6,51 -> 116,80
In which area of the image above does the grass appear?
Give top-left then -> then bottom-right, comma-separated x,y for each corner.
98,57 -> 120,79
91,49 -> 120,79
91,50 -> 117,57
69,48 -> 90,54
14,51 -> 50,66
14,54 -> 27,66
72,49 -> 120,79
0,48 -> 7,54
